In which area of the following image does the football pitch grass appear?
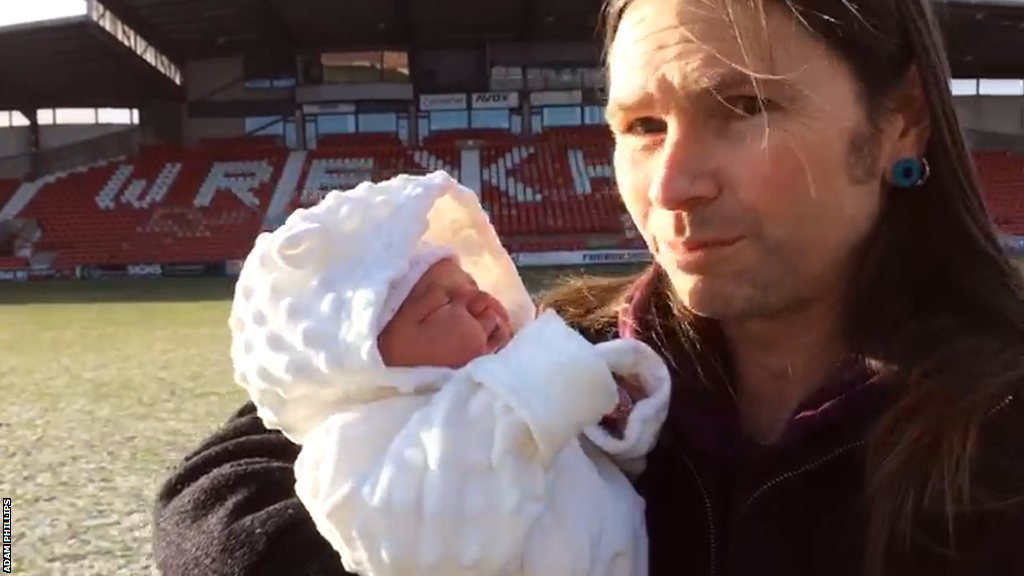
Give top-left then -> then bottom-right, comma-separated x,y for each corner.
0,264 -> 642,575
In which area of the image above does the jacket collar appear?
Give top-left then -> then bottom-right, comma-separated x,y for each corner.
615,265 -> 898,461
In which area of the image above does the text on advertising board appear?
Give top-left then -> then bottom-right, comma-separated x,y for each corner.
471,91 -> 519,109
127,264 -> 162,277
419,93 -> 467,111
0,269 -> 27,282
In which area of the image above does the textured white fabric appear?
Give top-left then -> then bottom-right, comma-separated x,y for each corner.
581,339 -> 673,478
295,310 -> 671,576
229,171 -> 534,444
377,244 -> 458,332
229,170 -> 672,576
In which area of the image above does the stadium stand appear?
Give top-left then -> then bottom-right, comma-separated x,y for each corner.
0,0 -> 1023,278
2,132 -> 1023,269
974,150 -> 1024,236
0,132 -> 635,267
0,178 -> 18,208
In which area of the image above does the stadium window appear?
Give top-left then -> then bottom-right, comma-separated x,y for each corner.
284,120 -> 298,149
37,109 -> 55,125
244,77 -> 297,89
382,51 -> 411,84
525,68 -> 544,91
490,66 -> 524,91
417,114 -> 430,143
397,115 -> 410,144
470,109 -> 510,129
583,106 -> 606,125
978,79 -> 1024,96
525,68 -> 586,91
581,68 -> 606,89
320,51 -> 409,84
131,109 -> 139,124
9,111 -> 29,127
541,106 -> 583,127
55,108 -> 98,124
949,79 -> 978,96
244,53 -> 296,89
245,116 -> 286,135
555,69 -> 581,89
358,113 -> 397,133
510,113 -> 523,134
305,119 -> 318,149
429,110 -> 469,131
316,114 -> 356,134
530,112 -> 542,134
97,108 -> 132,124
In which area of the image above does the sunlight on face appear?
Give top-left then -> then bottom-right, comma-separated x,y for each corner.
607,0 -> 887,322
378,259 -> 512,369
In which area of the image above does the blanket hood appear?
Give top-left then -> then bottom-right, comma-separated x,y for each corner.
229,170 -> 535,441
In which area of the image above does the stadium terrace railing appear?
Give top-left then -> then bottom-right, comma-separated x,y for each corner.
0,127 -> 139,180
0,154 -> 30,181
965,129 -> 1024,154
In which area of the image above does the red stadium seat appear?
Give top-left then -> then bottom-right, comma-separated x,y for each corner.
477,135 -> 625,242
288,143 -> 461,212
16,147 -> 286,267
974,151 -> 1024,235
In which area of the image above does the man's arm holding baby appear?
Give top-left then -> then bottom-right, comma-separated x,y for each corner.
153,402 -> 354,576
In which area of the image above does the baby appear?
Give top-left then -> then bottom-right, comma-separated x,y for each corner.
229,171 -> 671,576
379,247 -> 642,436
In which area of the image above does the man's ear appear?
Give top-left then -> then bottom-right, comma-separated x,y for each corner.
887,66 -> 932,160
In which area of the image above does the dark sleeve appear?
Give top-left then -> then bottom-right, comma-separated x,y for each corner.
153,402 -> 353,576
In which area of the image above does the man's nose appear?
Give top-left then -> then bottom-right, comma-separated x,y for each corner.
647,127 -> 720,211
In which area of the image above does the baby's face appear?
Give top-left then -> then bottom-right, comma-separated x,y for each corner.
378,258 -> 513,369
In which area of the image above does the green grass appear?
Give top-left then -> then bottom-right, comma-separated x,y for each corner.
0,264 -> 643,575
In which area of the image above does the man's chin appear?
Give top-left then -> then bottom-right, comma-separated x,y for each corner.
668,273 -> 788,322
664,271 -> 737,319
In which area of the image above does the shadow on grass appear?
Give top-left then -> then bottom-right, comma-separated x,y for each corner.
0,264 -> 648,305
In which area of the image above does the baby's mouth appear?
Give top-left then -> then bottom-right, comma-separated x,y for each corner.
483,315 -> 510,353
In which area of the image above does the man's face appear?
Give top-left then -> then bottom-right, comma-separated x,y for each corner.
378,258 -> 512,369
607,0 -> 900,322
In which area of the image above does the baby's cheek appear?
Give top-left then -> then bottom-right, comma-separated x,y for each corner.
430,315 -> 487,368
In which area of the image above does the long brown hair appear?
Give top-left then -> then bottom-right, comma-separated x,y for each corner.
543,0 -> 1024,573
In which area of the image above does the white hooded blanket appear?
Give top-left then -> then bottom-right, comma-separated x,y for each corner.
229,171 -> 672,576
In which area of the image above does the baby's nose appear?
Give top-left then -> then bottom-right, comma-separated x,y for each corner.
465,292 -> 488,315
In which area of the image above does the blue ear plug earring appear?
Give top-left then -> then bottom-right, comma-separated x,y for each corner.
891,157 -> 930,188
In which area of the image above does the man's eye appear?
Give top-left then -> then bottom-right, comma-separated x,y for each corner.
624,117 -> 667,136
721,95 -> 775,117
